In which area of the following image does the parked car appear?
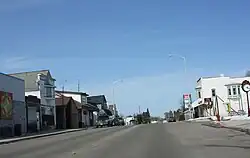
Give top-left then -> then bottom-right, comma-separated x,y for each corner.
96,116 -> 109,128
168,117 -> 176,122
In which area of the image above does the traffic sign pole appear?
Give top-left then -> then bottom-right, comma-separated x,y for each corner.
241,80 -> 250,117
247,92 -> 250,117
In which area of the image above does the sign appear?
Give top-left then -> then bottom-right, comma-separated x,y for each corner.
183,94 -> 192,108
241,80 -> 250,117
204,98 -> 213,109
242,80 -> 250,93
227,103 -> 231,112
0,91 -> 13,120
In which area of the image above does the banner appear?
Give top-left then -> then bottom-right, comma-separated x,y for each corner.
0,91 -> 13,120
183,94 -> 192,108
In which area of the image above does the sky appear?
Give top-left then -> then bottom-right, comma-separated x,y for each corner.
0,0 -> 250,116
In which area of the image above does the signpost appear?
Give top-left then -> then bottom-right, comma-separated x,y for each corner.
183,94 -> 192,119
241,80 -> 250,117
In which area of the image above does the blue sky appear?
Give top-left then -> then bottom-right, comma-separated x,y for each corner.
0,0 -> 250,116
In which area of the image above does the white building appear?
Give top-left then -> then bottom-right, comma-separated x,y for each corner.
192,74 -> 250,118
9,70 -> 57,128
0,73 -> 27,136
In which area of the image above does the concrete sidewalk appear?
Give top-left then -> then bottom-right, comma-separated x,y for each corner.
203,120 -> 250,134
0,128 -> 86,145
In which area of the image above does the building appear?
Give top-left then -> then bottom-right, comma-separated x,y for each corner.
88,95 -> 108,109
55,96 -> 80,129
0,73 -> 27,137
108,104 -> 118,116
88,95 -> 111,123
9,70 -> 57,128
25,95 -> 40,132
55,90 -> 98,127
192,74 -> 250,118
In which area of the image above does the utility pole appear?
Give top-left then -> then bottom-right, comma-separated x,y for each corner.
138,105 -> 141,114
77,80 -> 80,92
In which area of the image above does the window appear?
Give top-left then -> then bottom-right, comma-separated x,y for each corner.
211,89 -> 216,97
81,96 -> 87,104
228,87 -> 232,96
238,85 -> 241,95
198,91 -> 201,98
232,86 -> 237,95
45,87 -> 53,97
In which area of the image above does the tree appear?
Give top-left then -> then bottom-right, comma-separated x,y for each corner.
146,108 -> 151,117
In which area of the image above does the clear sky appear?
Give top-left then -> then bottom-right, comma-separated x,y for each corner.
1,0 -> 250,116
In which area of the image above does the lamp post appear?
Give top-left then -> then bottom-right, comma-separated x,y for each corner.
168,53 -> 187,74
112,79 -> 123,116
168,53 -> 191,118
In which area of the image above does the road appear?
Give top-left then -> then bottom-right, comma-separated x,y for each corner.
0,123 -> 250,158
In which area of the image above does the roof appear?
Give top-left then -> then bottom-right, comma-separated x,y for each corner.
74,100 -> 83,109
98,109 -> 112,116
55,96 -> 72,106
225,83 -> 241,86
55,90 -> 88,96
87,95 -> 107,104
8,70 -> 55,92
83,103 -> 99,111
0,73 -> 24,82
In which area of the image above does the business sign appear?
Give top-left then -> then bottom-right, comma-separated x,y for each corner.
0,91 -> 13,120
183,94 -> 192,108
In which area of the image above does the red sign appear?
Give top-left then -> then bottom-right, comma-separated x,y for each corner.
183,94 -> 189,99
0,91 -> 13,120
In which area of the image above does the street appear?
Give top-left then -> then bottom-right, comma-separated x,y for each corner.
1,123 -> 250,158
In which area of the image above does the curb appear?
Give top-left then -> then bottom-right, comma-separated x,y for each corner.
202,122 -> 224,128
202,122 -> 250,135
0,128 -> 86,145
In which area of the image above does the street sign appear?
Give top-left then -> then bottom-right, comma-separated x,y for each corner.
242,80 -> 250,93
183,94 -> 192,109
241,80 -> 250,116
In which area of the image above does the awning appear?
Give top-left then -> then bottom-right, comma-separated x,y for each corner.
98,109 -> 113,116
191,99 -> 200,108
83,103 -> 99,111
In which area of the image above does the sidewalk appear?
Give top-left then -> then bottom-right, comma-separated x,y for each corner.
203,119 -> 250,134
0,128 -> 86,145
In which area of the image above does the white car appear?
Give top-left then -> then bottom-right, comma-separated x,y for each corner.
163,120 -> 168,123
151,121 -> 158,124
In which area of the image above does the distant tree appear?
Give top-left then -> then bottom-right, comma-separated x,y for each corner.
146,108 -> 151,117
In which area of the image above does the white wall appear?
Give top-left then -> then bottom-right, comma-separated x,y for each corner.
26,91 -> 40,98
0,73 -> 25,102
196,76 -> 250,117
228,77 -> 250,114
60,93 -> 81,103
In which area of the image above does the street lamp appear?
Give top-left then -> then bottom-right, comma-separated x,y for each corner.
168,53 -> 187,74
168,53 -> 192,118
112,79 -> 123,116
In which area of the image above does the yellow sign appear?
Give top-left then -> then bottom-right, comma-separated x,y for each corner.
227,103 -> 231,112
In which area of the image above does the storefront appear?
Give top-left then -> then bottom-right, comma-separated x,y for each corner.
0,73 -> 26,137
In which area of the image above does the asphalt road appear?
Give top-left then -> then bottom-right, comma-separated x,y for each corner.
0,123 -> 250,158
